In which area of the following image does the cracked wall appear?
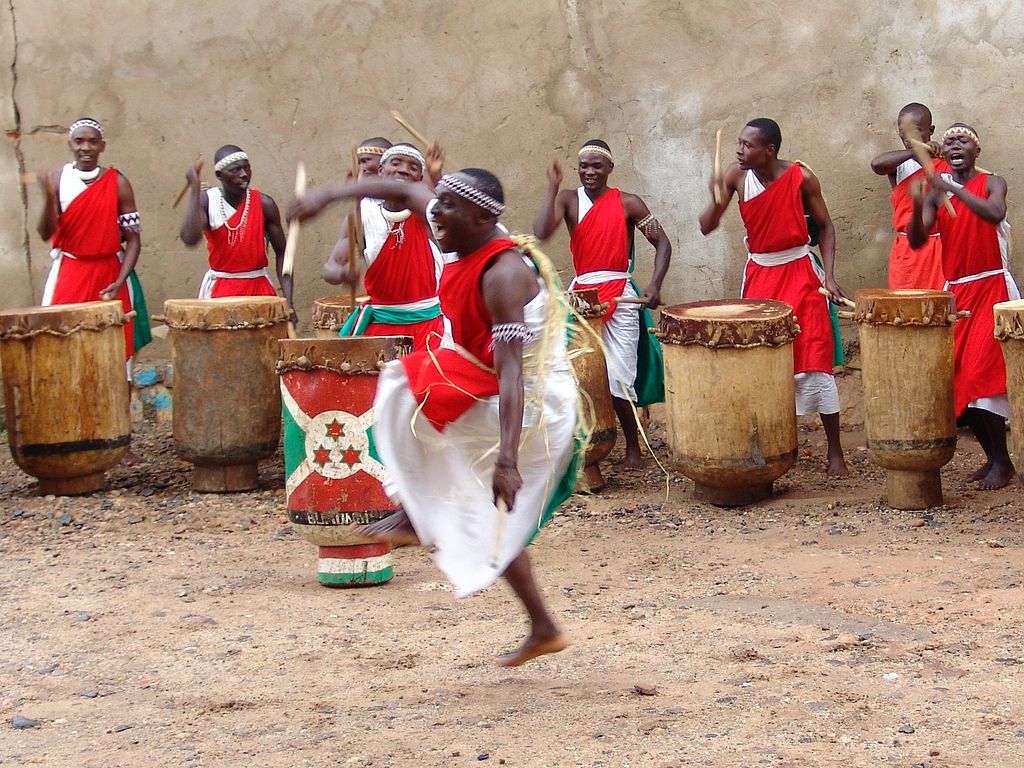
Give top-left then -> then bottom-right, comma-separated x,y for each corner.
2,0 -> 1023,320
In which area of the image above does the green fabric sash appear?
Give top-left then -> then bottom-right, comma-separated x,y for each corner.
338,302 -> 442,336
127,270 -> 152,353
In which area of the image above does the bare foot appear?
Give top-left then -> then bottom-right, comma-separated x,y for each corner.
968,460 -> 993,482
978,461 -> 1014,490
826,454 -> 850,478
497,631 -> 570,667
620,448 -> 644,470
351,510 -> 420,547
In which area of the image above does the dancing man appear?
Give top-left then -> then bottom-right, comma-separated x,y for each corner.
870,103 -> 948,289
290,168 -> 579,667
533,139 -> 670,468
179,145 -> 295,321
908,123 -> 1019,489
699,118 -> 849,476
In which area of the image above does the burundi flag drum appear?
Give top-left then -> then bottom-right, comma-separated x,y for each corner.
278,335 -> 412,586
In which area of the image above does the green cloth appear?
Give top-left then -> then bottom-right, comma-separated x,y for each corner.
528,425 -> 586,545
809,250 -> 846,367
127,270 -> 152,353
338,302 -> 441,336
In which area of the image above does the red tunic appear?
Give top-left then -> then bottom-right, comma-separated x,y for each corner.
569,188 -> 628,321
739,163 -> 833,375
400,238 -> 516,431
888,159 -> 948,290
360,215 -> 444,351
935,173 -> 1010,415
203,188 -> 276,297
50,168 -> 134,358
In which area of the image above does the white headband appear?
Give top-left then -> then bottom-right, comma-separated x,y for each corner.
214,151 -> 249,173
578,145 -> 613,162
69,119 -> 104,138
380,145 -> 426,170
438,174 -> 505,216
943,126 -> 980,148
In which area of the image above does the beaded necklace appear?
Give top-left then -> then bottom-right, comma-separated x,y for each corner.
219,188 -> 251,246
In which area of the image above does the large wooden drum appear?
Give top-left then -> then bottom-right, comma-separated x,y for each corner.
165,296 -> 289,492
278,336 -> 412,586
993,299 -> 1024,462
311,294 -> 362,338
659,300 -> 798,505
567,289 -> 616,491
0,301 -> 130,494
855,289 -> 957,509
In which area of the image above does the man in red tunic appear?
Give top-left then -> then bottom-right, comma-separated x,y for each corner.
700,118 -> 849,476
290,169 -> 578,667
908,123 -> 1019,489
316,143 -> 447,351
179,145 -> 295,321
37,118 -> 140,360
870,103 -> 948,289
533,139 -> 671,468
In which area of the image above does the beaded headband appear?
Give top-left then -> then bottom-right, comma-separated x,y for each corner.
578,145 -> 613,162
438,174 -> 505,216
214,151 -> 249,173
942,126 -> 980,148
380,145 -> 426,170
68,119 -> 104,138
356,145 -> 387,156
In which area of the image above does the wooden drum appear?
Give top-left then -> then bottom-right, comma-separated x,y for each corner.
659,300 -> 798,506
311,294 -> 362,338
278,336 -> 412,586
993,299 -> 1024,461
0,301 -> 130,494
165,296 -> 289,492
855,289 -> 957,509
567,289 -> 616,491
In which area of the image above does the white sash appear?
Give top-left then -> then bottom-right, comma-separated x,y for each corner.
570,270 -> 631,287
198,267 -> 271,299
747,243 -> 810,267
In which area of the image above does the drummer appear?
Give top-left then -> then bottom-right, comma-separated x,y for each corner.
699,118 -> 849,477
179,146 -> 297,324
37,117 -> 143,363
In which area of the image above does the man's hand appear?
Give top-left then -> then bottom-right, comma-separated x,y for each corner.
287,190 -> 331,223
36,169 -> 56,199
547,159 -> 563,189
492,461 -> 523,511
99,280 -> 123,301
641,285 -> 661,310
823,276 -> 847,303
426,143 -> 445,186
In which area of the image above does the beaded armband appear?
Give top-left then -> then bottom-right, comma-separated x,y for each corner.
490,322 -> 536,347
636,213 -> 660,238
118,211 -> 141,233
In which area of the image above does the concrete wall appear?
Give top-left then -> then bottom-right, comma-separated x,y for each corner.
2,1 -> 1023,333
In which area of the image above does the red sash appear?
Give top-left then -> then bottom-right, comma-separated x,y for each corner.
570,188 -> 628,321
888,159 -> 947,290
204,188 -> 268,273
739,163 -> 808,253
363,216 -> 439,304
401,238 -> 516,430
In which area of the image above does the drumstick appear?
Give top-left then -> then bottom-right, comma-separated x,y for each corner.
614,296 -> 651,305
347,143 -> 362,307
172,157 -> 204,209
713,128 -> 723,205
899,115 -> 956,218
390,110 -> 432,150
817,286 -> 855,308
283,162 -> 306,339
489,497 -> 509,570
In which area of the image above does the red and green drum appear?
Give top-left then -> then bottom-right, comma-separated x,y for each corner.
278,335 -> 412,586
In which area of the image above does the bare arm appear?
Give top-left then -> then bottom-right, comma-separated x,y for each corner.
698,161 -> 741,235
870,148 -> 915,180
532,160 -> 568,240
931,173 -> 1007,224
262,193 -> 295,316
179,167 -> 209,245
36,169 -> 60,241
289,178 -> 435,225
801,166 -> 845,299
481,249 -> 541,509
907,179 -> 938,249
623,193 -> 671,309
98,174 -> 141,299
323,223 -> 360,286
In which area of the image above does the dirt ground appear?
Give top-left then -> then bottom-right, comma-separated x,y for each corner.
2,361 -> 1023,768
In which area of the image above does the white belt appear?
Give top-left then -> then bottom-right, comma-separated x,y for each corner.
571,270 -> 631,287
895,232 -> 939,238
747,244 -> 809,267
945,268 -> 1006,286
199,267 -> 270,299
369,296 -> 440,312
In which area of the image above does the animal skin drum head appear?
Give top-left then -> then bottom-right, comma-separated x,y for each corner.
665,299 -> 792,321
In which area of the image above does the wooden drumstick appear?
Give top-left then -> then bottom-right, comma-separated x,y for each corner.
390,110 -> 432,150
614,296 -> 651,305
172,157 -> 204,209
283,162 -> 306,339
347,143 -> 362,307
817,286 -> 855,308
899,115 -> 956,218
489,497 -> 509,570
713,128 -> 723,205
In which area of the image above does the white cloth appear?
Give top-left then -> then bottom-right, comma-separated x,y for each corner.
795,371 -> 840,416
969,395 -> 1010,419
372,276 -> 577,598
895,158 -> 922,186
198,267 -> 271,299
360,197 -> 390,264
58,163 -> 92,211
206,187 -> 236,229
567,275 -> 641,401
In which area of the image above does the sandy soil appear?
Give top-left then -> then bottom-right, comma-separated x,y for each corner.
2,364 -> 1023,767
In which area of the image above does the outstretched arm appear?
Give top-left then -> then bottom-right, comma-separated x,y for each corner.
532,160 -> 568,240
262,194 -> 295,319
623,194 -> 671,309
801,166 -> 845,300
289,177 -> 435,224
698,161 -> 741,235
179,166 -> 209,245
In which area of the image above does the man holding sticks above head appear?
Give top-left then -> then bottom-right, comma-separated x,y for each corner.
699,118 -> 849,477
533,139 -> 670,469
179,145 -> 296,323
908,123 -> 1019,489
870,102 -> 949,290
289,167 -> 579,667
318,142 -> 447,351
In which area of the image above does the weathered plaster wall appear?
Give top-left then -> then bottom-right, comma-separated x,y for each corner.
2,1 -> 1023,326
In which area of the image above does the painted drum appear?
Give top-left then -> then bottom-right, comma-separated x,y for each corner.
311,294 -> 363,338
993,299 -> 1024,466
0,300 -> 130,494
567,288 -> 616,491
165,296 -> 289,492
855,289 -> 956,509
658,299 -> 798,506
278,335 -> 412,587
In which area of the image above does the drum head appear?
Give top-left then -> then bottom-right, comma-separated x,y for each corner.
278,335 -> 412,374
659,299 -> 797,348
994,299 -> 1024,341
0,300 -> 125,338
164,296 -> 289,330
854,289 -> 955,327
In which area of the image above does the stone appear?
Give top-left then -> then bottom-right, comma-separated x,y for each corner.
898,724 -> 915,734
11,716 -> 40,729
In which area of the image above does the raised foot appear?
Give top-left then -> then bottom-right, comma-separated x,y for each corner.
497,632 -> 570,667
826,455 -> 850,478
350,510 -> 420,547
968,460 -> 994,482
978,462 -> 1015,490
